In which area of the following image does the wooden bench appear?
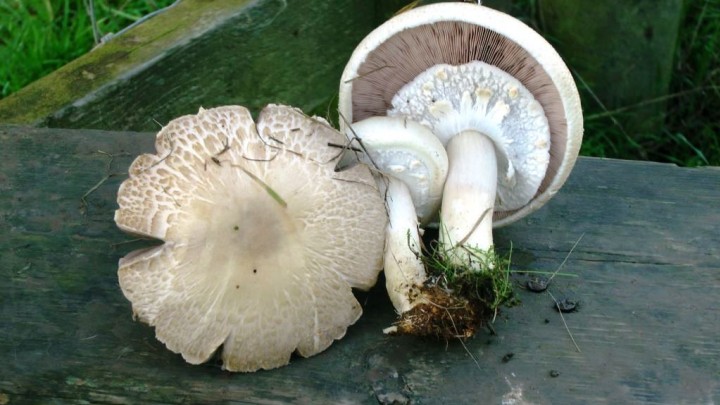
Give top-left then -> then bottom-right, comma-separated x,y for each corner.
2,125 -> 718,404
1,1 -> 718,403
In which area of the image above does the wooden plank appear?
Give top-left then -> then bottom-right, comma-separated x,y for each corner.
1,125 -> 719,404
0,0 -> 382,131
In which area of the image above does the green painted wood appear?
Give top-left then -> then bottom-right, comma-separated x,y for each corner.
1,125 -> 718,403
540,0 -> 683,138
0,0 -> 386,131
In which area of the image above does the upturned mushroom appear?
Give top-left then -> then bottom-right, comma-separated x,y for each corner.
339,2 -> 583,335
115,104 -> 386,371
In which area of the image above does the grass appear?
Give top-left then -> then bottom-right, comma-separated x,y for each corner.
579,0 -> 720,167
0,0 -> 175,98
385,225 -> 519,339
663,0 -> 720,166
423,242 -> 517,320
1,0 -> 718,166
508,0 -> 720,167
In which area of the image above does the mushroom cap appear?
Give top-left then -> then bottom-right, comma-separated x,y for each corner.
114,104 -> 387,372
339,2 -> 583,226
347,116 -> 448,224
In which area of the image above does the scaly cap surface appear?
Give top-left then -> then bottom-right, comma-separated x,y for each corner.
115,105 -> 386,372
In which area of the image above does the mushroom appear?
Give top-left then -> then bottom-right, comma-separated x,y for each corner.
114,104 -> 387,372
339,2 -> 583,271
347,116 -> 448,314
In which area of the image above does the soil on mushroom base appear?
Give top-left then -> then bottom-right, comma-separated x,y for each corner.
392,285 -> 488,339
390,244 -> 518,340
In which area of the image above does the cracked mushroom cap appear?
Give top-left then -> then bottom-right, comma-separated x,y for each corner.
339,2 -> 583,226
114,104 -> 387,372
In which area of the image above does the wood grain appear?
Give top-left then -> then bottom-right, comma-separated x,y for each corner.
1,126 -> 718,404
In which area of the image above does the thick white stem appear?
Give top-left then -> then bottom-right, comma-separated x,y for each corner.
381,178 -> 427,314
439,130 -> 497,271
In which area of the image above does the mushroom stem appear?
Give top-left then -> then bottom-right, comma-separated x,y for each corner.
381,178 -> 428,314
439,130 -> 498,271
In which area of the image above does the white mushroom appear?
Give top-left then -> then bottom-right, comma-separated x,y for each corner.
347,117 -> 448,314
114,104 -> 387,372
349,116 -> 448,224
339,3 -> 583,272
392,61 -> 551,268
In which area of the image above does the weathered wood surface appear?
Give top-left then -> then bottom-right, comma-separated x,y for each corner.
0,0 -> 398,131
1,125 -> 718,404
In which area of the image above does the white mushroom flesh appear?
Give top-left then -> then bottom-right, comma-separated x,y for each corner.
385,61 -> 550,269
380,179 -> 428,314
349,116 -> 448,223
440,130 -> 497,265
347,117 -> 448,314
389,61 -> 551,211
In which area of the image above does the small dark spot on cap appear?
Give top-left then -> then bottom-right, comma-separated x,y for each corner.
235,285 -> 239,289
502,353 -> 514,363
233,225 -> 239,231
253,269 -> 257,274
549,369 -> 560,378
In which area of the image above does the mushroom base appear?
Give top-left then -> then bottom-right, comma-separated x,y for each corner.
388,285 -> 484,339
386,249 -> 517,339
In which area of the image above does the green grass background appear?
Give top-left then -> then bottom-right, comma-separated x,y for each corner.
0,0 -> 176,97
510,0 -> 720,167
1,0 -> 718,166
